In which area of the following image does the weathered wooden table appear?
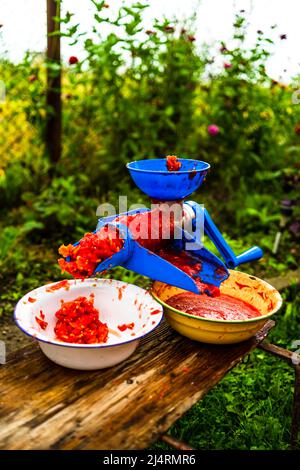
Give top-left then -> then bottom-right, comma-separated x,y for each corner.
0,318 -> 278,450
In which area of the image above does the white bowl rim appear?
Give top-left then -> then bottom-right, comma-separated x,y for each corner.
14,278 -> 163,349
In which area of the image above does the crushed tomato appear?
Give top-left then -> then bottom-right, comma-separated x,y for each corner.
58,226 -> 124,278
166,155 -> 182,171
54,296 -> 108,344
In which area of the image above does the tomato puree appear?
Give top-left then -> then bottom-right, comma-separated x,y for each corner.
156,249 -> 220,296
166,291 -> 261,321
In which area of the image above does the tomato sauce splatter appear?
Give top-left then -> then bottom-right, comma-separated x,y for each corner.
54,296 -> 108,344
28,297 -> 36,303
150,309 -> 161,315
117,323 -> 135,332
117,285 -> 126,300
35,311 -> 48,330
166,291 -> 261,321
46,280 -> 70,292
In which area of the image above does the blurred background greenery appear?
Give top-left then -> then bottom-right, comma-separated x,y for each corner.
0,1 -> 299,450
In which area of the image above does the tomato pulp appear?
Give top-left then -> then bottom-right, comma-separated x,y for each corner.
166,291 -> 261,321
155,249 -> 220,296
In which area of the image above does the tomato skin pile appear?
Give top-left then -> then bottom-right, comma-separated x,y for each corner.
58,226 -> 124,278
166,292 -> 261,321
166,155 -> 182,171
54,296 -> 108,344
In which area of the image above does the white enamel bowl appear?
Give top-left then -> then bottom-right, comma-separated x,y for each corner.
14,278 -> 163,370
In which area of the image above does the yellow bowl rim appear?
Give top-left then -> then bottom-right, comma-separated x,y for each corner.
151,271 -> 283,325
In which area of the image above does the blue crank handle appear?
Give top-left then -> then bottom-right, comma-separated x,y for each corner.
203,208 -> 263,268
184,202 -> 263,269
234,246 -> 263,266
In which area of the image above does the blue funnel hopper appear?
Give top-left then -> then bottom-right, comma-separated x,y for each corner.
126,158 -> 210,201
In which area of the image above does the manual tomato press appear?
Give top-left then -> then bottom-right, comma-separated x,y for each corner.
62,158 -> 263,294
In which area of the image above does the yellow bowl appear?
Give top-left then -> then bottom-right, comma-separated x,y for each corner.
151,270 -> 282,344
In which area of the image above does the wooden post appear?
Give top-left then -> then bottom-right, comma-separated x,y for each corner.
46,0 -> 61,164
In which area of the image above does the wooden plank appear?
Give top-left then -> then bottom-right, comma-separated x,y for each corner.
266,268 -> 300,292
0,320 -> 274,450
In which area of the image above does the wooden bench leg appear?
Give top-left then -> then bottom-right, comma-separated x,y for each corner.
258,342 -> 300,450
160,434 -> 195,450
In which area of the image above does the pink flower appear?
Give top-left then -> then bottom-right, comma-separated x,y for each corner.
224,62 -> 232,69
207,124 -> 220,136
68,56 -> 79,65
